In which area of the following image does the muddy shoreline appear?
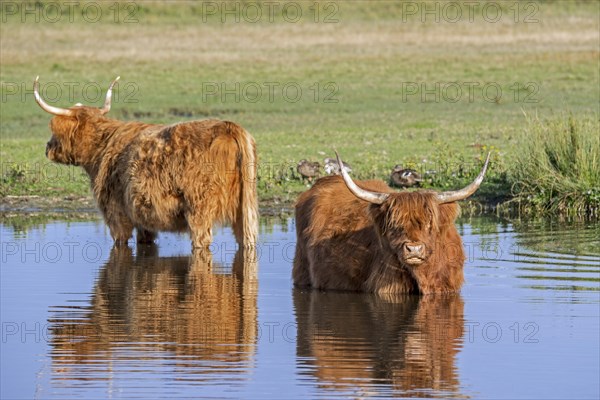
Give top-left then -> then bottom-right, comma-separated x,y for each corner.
0,195 -> 296,220
0,194 -> 502,222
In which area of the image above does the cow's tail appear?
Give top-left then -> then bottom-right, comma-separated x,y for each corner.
228,122 -> 259,249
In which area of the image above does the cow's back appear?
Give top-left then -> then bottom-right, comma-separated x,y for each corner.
117,119 -> 245,232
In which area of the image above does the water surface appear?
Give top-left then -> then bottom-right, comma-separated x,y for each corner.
1,216 -> 598,399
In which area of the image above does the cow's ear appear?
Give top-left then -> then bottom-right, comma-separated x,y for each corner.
438,203 -> 460,227
71,108 -> 98,136
368,202 -> 389,234
370,200 -> 388,218
367,203 -> 391,251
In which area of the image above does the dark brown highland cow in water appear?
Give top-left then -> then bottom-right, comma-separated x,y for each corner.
293,152 -> 489,294
34,77 -> 258,248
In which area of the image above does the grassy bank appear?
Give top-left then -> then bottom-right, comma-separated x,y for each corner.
1,1 -> 599,217
502,114 -> 600,218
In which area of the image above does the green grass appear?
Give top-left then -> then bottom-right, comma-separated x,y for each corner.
1,1 -> 599,217
502,114 -> 600,218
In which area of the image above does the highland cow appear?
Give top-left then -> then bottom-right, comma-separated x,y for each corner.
293,151 -> 490,294
34,77 -> 258,248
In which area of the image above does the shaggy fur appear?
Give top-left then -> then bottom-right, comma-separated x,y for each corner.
44,107 -> 258,248
294,291 -> 464,394
293,176 -> 465,294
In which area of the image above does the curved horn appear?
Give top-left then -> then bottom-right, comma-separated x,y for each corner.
33,76 -> 74,117
100,76 -> 120,114
436,152 -> 491,204
336,151 -> 389,205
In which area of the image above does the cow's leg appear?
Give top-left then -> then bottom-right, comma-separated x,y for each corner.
233,212 -> 253,249
232,213 -> 243,246
186,211 -> 213,249
136,228 -> 157,244
231,213 -> 258,269
292,243 -> 312,287
107,218 -> 134,247
99,195 -> 134,246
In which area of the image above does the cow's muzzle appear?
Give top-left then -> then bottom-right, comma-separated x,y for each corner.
402,242 -> 426,265
46,140 -> 58,161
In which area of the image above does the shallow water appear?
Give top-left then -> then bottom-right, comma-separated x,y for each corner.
1,216 -> 598,399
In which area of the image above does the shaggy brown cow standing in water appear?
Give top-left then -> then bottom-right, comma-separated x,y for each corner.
293,151 -> 490,294
34,77 -> 258,248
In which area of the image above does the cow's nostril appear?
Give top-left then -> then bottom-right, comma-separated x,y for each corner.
405,243 -> 424,255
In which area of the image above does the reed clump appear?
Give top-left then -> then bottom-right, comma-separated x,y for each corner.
505,114 -> 600,218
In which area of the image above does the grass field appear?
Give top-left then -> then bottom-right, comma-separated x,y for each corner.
1,1 -> 598,213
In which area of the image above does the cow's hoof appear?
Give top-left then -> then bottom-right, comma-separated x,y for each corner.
137,230 -> 156,244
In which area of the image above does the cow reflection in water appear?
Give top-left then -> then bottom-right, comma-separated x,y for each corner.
49,246 -> 257,381
294,291 -> 465,398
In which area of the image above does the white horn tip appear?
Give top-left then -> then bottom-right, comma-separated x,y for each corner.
480,151 -> 491,175
334,149 -> 342,166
